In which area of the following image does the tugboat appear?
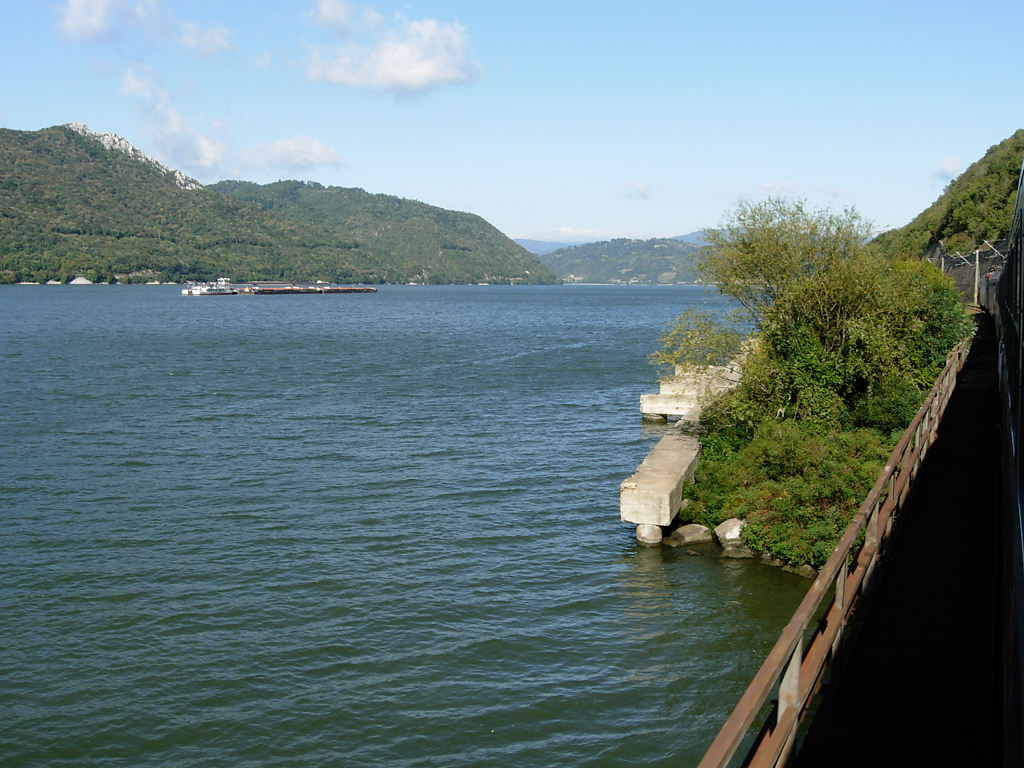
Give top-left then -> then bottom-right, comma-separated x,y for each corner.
181,277 -> 237,296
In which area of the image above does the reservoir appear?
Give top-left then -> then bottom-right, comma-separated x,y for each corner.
0,284 -> 809,767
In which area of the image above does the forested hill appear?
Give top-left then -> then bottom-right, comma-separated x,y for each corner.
871,129 -> 1024,259
538,237 -> 703,284
0,124 -> 557,284
208,180 -> 554,285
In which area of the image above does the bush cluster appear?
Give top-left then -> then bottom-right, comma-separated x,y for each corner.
658,199 -> 973,568
687,421 -> 889,569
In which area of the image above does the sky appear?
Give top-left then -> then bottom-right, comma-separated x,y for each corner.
2,0 -> 1023,242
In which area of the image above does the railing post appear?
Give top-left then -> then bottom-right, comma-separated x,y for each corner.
885,473 -> 896,536
863,498 -> 881,586
778,636 -> 803,763
975,249 -> 980,306
913,422 -> 924,474
832,560 -> 847,657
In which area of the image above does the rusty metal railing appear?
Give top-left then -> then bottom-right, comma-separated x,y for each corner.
697,336 -> 972,768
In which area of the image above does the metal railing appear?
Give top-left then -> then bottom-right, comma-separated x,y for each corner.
697,336 -> 972,768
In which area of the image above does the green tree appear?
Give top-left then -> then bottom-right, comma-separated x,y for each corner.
678,199 -> 970,432
649,309 -> 745,380
701,198 -> 873,325
661,198 -> 972,568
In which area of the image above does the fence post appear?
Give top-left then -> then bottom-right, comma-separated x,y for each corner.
778,636 -> 803,762
833,560 -> 847,657
975,249 -> 980,305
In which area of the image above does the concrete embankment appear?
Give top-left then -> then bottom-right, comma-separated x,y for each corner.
640,362 -> 741,422
624,361 -> 741,544
619,429 -> 700,544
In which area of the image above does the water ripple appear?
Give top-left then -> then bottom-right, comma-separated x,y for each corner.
0,285 -> 807,768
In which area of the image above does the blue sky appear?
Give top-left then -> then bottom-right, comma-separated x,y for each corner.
3,1 -> 1022,242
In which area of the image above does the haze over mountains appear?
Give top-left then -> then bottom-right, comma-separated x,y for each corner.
516,231 -> 706,257
526,128 -> 1024,285
534,238 -> 705,284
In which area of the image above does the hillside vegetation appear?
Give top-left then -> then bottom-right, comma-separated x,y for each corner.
871,129 -> 1024,258
538,237 -> 702,283
209,180 -> 552,285
659,133 -> 1024,569
0,124 -> 556,284
660,199 -> 972,569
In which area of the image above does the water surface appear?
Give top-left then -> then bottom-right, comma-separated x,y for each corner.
0,285 -> 808,767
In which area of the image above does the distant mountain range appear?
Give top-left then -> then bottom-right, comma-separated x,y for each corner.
0,124 -> 557,285
514,239 -> 589,256
516,231 -> 706,256
532,236 -> 705,284
674,231 -> 708,247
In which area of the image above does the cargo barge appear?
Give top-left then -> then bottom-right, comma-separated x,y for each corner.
248,284 -> 377,295
181,279 -> 377,296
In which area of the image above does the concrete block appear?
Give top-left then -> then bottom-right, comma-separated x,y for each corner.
620,431 -> 701,528
641,362 -> 744,421
641,393 -> 702,420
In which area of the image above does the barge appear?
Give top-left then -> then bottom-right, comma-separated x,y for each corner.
247,284 -> 377,294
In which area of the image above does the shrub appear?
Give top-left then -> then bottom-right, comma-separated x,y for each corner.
683,422 -> 890,568
661,198 -> 973,568
648,308 -> 745,380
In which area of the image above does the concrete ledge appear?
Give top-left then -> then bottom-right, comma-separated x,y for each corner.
640,362 -> 743,421
641,393 -> 701,420
620,431 -> 701,527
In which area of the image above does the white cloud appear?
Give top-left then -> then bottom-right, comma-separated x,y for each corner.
313,0 -> 355,35
361,8 -> 384,29
306,15 -> 479,93
242,136 -> 345,170
60,0 -> 117,39
59,0 -> 233,60
121,65 -> 344,177
758,181 -> 797,197
622,182 -> 654,200
528,226 -> 613,243
311,1 -> 385,35
59,0 -> 154,39
120,65 -> 166,102
934,157 -> 962,182
180,21 -> 233,57
120,65 -> 228,170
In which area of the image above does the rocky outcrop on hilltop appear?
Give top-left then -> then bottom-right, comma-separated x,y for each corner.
66,122 -> 203,191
